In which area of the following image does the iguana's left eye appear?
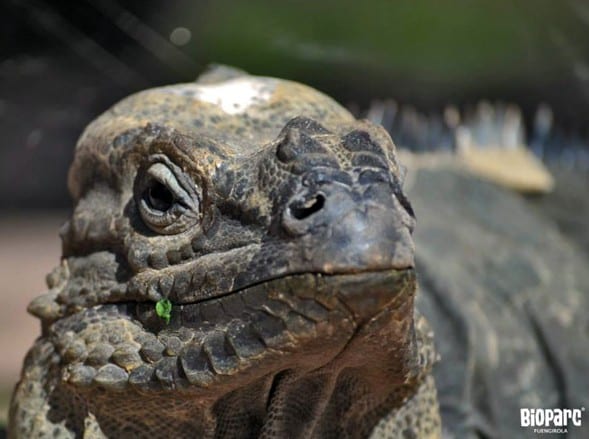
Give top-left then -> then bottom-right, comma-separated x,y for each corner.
136,158 -> 201,235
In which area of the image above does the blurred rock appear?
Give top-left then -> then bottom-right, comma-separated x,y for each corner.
0,210 -> 67,424
458,146 -> 554,194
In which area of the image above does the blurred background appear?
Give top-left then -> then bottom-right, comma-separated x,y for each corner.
1,0 -> 588,427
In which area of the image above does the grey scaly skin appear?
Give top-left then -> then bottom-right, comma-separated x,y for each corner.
9,68 -> 441,438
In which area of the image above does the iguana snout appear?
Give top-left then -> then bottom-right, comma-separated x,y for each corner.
280,139 -> 415,274
256,115 -> 416,274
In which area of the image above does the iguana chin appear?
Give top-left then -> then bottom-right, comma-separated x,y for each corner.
9,67 -> 441,438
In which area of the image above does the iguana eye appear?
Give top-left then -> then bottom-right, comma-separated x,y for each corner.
136,159 -> 201,235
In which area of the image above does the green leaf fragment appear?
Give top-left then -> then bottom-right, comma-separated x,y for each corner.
155,298 -> 173,324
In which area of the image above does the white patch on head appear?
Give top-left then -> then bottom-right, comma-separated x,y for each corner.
165,77 -> 276,115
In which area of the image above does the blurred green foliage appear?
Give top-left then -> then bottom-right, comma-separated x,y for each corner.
171,0 -> 589,105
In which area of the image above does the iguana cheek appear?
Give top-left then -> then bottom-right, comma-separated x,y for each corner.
48,273 -> 360,392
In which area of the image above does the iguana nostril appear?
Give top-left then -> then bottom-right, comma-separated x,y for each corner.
289,194 -> 326,220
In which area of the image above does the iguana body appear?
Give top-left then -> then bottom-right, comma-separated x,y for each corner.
407,165 -> 589,438
9,68 -> 441,438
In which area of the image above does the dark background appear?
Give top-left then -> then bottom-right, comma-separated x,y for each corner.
1,0 -> 589,208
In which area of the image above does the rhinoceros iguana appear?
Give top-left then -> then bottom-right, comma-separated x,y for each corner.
9,67 -> 589,438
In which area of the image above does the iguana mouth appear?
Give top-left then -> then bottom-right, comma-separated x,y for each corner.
134,267 -> 416,329
52,268 -> 415,393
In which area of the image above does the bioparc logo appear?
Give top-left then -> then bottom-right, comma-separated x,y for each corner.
520,407 -> 585,434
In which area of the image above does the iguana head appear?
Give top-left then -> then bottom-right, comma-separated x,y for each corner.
27,71 -> 426,432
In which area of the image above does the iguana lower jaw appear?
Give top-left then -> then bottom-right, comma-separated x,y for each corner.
50,267 -> 415,395
42,266 -> 422,439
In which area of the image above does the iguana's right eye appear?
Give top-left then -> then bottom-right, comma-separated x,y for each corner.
136,158 -> 201,235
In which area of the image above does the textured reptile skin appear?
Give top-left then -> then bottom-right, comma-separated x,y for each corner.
9,67 -> 441,438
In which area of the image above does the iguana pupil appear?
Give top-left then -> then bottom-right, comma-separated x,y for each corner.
146,181 -> 175,212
